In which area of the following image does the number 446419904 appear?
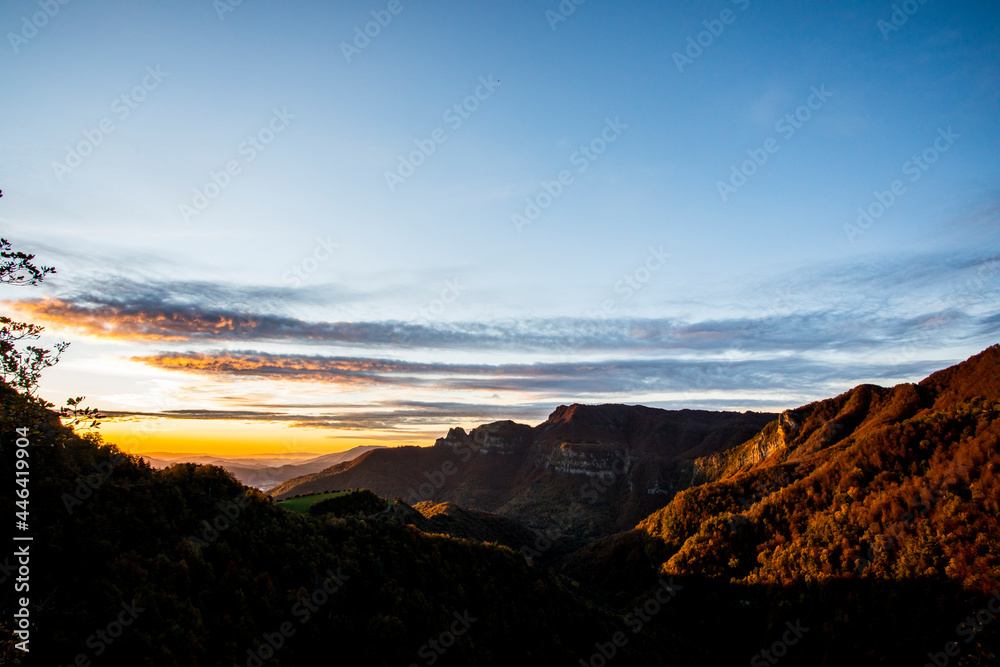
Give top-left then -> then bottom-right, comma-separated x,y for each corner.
15,427 -> 30,528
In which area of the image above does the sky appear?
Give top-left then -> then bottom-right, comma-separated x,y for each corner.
1,0 -> 998,457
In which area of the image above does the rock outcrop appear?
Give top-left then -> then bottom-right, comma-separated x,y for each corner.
270,404 -> 775,538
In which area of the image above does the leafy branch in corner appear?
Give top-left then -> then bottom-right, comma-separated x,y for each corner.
0,316 -> 68,395
1,192 -> 57,286
0,188 -> 102,427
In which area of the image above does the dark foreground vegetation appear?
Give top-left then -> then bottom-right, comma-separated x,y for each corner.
0,382 -> 665,666
2,349 -> 1000,665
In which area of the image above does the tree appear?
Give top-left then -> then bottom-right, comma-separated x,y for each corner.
0,315 -> 68,395
0,189 -> 102,427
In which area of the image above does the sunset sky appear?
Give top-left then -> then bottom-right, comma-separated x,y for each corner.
1,0 -> 998,457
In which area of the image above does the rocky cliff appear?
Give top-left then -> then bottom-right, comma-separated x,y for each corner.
270,404 -> 775,538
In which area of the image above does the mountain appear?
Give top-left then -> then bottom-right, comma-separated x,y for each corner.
143,446 -> 385,489
562,345 -> 1000,664
639,345 -> 1000,588
140,452 -> 322,468
222,446 -> 386,489
0,383 -> 661,666
268,406 -> 777,539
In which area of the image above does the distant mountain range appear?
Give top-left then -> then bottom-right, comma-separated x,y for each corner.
269,407 -> 776,538
143,445 -> 385,489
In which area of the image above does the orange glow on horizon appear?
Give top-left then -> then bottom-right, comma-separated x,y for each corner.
98,417 -> 432,458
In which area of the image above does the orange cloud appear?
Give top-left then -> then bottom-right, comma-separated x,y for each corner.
6,298 -> 259,341
130,351 -> 426,387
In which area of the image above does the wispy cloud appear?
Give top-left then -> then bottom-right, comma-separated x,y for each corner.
6,250 -> 998,410
11,297 -> 995,357
129,349 -> 944,398
105,400 -> 557,432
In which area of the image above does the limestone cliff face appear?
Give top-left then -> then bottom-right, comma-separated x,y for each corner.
542,442 -> 631,477
472,426 -> 523,455
689,382 -> 913,485
692,415 -> 792,484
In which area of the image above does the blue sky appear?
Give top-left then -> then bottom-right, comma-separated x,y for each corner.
1,0 -> 998,455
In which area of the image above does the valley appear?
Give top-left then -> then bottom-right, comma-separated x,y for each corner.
3,346 -> 999,665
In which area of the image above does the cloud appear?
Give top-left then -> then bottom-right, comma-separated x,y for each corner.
129,349 -> 944,398
8,298 -> 993,356
104,399 -> 558,432
5,250 -> 997,365
27,252 -> 997,434
3,272 -> 363,340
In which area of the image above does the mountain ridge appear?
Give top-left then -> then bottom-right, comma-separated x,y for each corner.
553,345 -> 1000,605
269,405 -> 777,538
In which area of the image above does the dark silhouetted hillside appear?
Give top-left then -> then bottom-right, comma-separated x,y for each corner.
0,381 -> 660,666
